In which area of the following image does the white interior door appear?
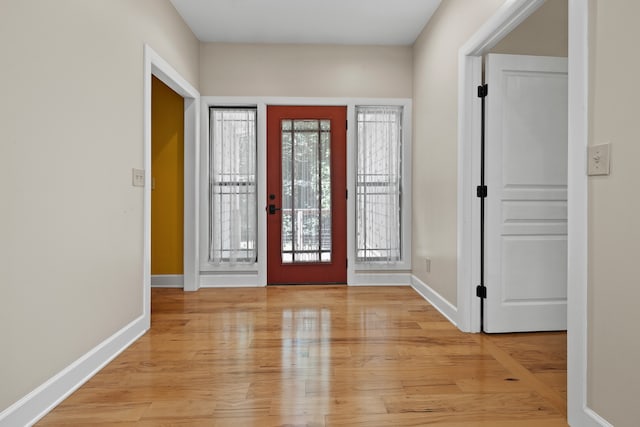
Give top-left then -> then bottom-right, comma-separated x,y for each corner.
484,53 -> 568,333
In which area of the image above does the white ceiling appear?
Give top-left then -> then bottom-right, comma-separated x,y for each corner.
170,0 -> 442,46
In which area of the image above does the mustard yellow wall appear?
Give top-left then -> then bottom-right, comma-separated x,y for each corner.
151,76 -> 184,275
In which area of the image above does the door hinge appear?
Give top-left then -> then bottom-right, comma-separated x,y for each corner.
346,258 -> 348,268
346,189 -> 348,199
476,185 -> 487,198
476,285 -> 487,299
346,120 -> 348,130
477,84 -> 488,98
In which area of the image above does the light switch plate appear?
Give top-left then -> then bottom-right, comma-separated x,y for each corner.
132,168 -> 145,187
588,144 -> 610,176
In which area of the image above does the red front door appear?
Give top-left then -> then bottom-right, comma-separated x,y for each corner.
266,106 -> 347,284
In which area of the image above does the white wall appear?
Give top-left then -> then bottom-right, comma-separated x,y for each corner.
412,0 -> 506,305
199,43 -> 413,98
0,0 -> 199,412
588,1 -> 640,424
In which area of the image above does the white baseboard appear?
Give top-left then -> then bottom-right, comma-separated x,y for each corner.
410,275 -> 458,327
348,272 -> 411,286
0,316 -> 147,427
151,274 -> 184,288
580,407 -> 613,427
198,272 -> 411,287
199,273 -> 263,287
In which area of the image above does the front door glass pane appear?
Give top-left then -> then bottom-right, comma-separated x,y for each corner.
281,119 -> 332,263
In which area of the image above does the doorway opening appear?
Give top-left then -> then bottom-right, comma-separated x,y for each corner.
143,45 -> 200,330
456,0 -> 590,424
151,76 -> 185,287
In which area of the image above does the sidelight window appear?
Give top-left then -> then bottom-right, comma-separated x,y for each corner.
209,107 -> 257,264
356,106 -> 403,263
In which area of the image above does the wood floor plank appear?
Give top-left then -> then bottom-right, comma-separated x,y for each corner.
305,379 -> 405,397
36,286 -> 567,426
36,402 -> 150,425
325,412 -> 568,427
140,400 -> 217,420
383,392 -> 558,419
213,415 -> 325,427
475,333 -> 568,417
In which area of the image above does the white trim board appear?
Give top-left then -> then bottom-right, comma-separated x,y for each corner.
0,317 -> 146,427
151,274 -> 184,288
456,0 -> 606,426
349,272 -> 411,286
411,275 -> 457,327
199,273 -> 264,288
198,272 -> 411,288
566,2 -> 605,426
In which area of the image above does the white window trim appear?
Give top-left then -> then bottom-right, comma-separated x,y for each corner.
200,97 -> 412,287
207,107 -> 259,266
352,105 -> 410,269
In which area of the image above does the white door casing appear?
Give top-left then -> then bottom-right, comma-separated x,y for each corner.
484,53 -> 568,333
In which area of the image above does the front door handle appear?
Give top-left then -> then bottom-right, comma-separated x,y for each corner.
268,204 -> 281,215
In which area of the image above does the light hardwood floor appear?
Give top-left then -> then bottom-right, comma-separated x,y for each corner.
37,286 -> 567,426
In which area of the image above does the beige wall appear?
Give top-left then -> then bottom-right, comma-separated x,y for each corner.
0,0 -> 198,411
491,0 -> 568,57
412,0 -> 505,305
3,0 -> 635,424
588,1 -> 640,424
200,43 -> 413,98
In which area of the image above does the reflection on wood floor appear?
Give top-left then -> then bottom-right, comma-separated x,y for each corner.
37,286 -> 568,426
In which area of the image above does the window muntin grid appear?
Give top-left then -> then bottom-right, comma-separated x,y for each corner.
281,119 -> 332,263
